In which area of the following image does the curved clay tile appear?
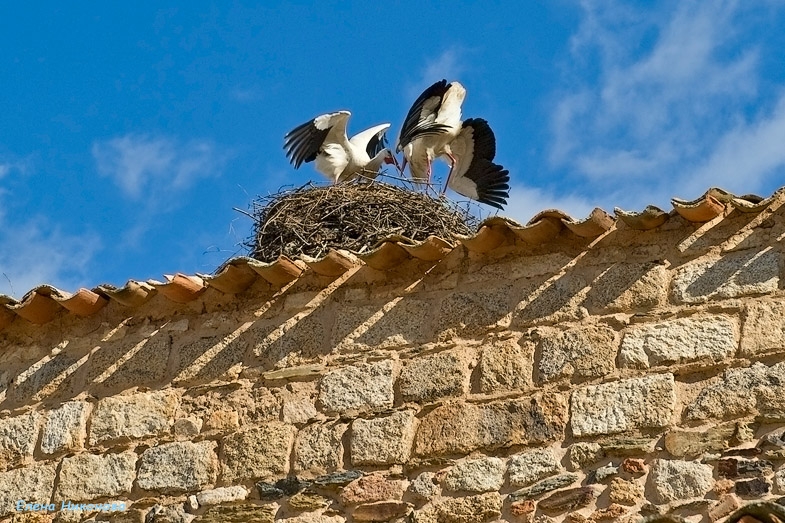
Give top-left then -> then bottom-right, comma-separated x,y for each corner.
614,205 -> 670,230
358,241 -> 410,270
729,193 -> 774,213
562,208 -> 615,238
506,210 -> 567,245
53,288 -> 109,316
247,256 -> 304,288
456,221 -> 508,253
671,194 -> 725,222
0,295 -> 17,331
149,274 -> 206,303
399,236 -> 454,261
97,281 -> 157,308
8,286 -> 62,324
301,250 -> 359,277
204,258 -> 259,294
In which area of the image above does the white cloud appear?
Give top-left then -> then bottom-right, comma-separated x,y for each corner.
92,134 -> 226,198
551,0 -> 785,203
406,47 -> 467,100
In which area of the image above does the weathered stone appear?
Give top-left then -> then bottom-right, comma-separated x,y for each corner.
351,411 -> 417,465
589,504 -> 627,521
444,456 -> 505,493
312,470 -> 363,489
776,469 -> 785,494
399,351 -> 467,403
621,458 -> 646,474
570,374 -> 676,437
253,311 -> 327,366
0,463 -> 57,517
510,499 -> 535,517
294,422 -> 347,476
341,474 -> 405,505
513,273 -> 589,326
509,474 -> 579,501
709,494 -> 741,522
55,451 -> 137,500
509,448 -> 559,487
409,472 -> 439,501
0,411 -> 39,470
741,300 -> 785,356
592,464 -> 618,482
648,459 -> 714,503
335,298 -> 430,351
197,503 -> 275,523
203,409 -> 239,431
146,504 -> 195,523
566,442 -> 604,471
433,493 -> 502,523
222,423 -> 295,482
535,325 -> 617,383
619,316 -> 737,368
196,486 -> 249,506
40,401 -> 89,455
255,477 -> 309,500
538,486 -> 595,512
583,262 -> 668,313
665,425 -> 736,458
478,336 -> 533,393
277,514 -> 345,523
289,491 -> 330,511
608,478 -> 643,506
173,417 -> 203,438
735,477 -> 770,497
110,508 -> 147,523
414,395 -> 567,456
282,396 -> 319,425
88,390 -> 179,445
671,248 -> 779,304
353,501 -> 410,521
686,362 -> 785,421
718,458 -> 773,478
437,286 -> 513,336
319,361 -> 394,414
598,436 -> 656,456
137,441 -> 218,493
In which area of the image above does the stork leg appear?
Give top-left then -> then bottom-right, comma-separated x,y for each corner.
440,152 -> 457,195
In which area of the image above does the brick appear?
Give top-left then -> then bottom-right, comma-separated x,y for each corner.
293,421 -> 347,476
535,325 -> 617,383
0,463 -> 57,517
741,300 -> 785,356
222,423 -> 295,482
414,395 -> 567,456
137,440 -> 218,493
88,390 -> 179,445
319,360 -> 394,414
671,248 -> 779,304
648,459 -> 714,503
686,362 -> 785,421
570,374 -> 676,437
55,451 -> 137,501
478,336 -> 533,393
582,262 -> 668,313
41,401 -> 90,455
0,411 -> 40,471
351,411 -> 417,465
399,351 -> 467,403
619,316 -> 737,368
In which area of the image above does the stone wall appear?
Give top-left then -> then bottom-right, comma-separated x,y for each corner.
2,205 -> 785,523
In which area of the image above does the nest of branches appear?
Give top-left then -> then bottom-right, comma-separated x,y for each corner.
246,181 -> 477,262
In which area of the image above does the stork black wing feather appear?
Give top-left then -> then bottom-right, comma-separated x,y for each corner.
365,129 -> 389,158
462,118 -> 496,161
284,120 -> 331,169
464,159 -> 510,210
397,79 -> 450,150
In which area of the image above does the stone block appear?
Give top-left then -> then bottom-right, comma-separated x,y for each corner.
351,411 -> 417,465
334,298 -> 430,351
619,316 -> 737,368
686,362 -> 785,421
253,311 -> 328,367
414,395 -> 567,456
197,503 -> 275,523
513,273 -> 589,327
221,423 -> 295,482
582,262 -> 668,313
88,390 -> 179,445
608,478 -> 643,505
648,459 -> 714,503
409,471 -> 440,501
195,485 -> 249,506
538,486 -> 596,511
172,334 -> 248,385
399,351 -> 467,403
319,360 -> 394,414
509,474 -> 579,501
741,300 -> 785,356
0,411 -> 40,471
444,456 -> 506,493
41,401 -> 90,455
277,514 -> 345,523
293,421 -> 347,476
570,374 -> 676,437
81,334 -> 170,392
478,336 -> 533,393
341,474 -> 405,505
353,501 -> 410,521
535,325 -> 617,383
508,448 -> 559,487
436,286 -> 513,336
566,442 -> 604,471
0,463 -> 57,517
775,468 -> 785,493
671,248 -> 779,304
735,477 -> 770,497
137,440 -> 218,493
664,424 -> 736,458
55,451 -> 137,501
432,492 -> 502,523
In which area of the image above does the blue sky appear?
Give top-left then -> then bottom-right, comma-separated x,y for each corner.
2,1 -> 785,296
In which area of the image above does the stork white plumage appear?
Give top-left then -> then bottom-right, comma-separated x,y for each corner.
397,80 -> 510,210
284,111 -> 399,183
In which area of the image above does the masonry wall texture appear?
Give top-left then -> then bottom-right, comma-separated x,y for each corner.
3,201 -> 785,523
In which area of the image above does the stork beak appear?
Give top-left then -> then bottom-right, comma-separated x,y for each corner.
400,156 -> 408,175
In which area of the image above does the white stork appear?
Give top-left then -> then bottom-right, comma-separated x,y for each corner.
397,80 -> 510,209
284,111 -> 400,183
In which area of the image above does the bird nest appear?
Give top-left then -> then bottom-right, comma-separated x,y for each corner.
246,181 -> 478,263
